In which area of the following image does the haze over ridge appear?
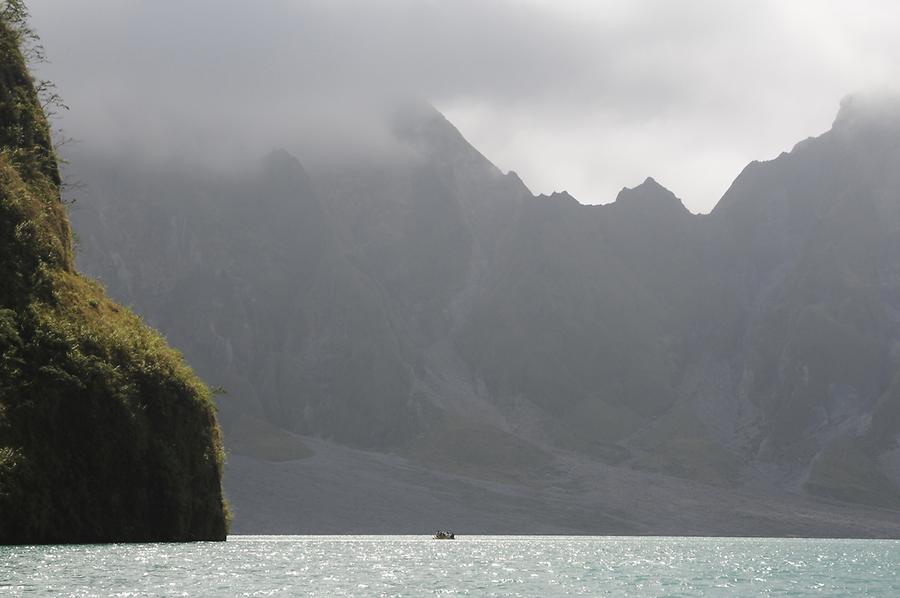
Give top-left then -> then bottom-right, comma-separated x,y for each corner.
27,0 -> 900,213
65,91 -> 900,534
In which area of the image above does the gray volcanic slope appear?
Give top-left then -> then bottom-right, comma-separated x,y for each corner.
225,439 -> 900,537
70,95 -> 900,534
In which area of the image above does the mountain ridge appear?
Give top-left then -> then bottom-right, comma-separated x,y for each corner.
67,95 -> 900,533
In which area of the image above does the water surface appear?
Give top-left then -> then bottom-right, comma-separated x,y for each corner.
3,535 -> 899,596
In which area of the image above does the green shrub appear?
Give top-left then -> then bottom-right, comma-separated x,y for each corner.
0,4 -> 228,543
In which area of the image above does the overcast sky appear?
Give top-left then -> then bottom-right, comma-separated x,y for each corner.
27,0 -> 900,213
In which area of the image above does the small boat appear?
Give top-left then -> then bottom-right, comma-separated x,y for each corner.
433,530 -> 455,540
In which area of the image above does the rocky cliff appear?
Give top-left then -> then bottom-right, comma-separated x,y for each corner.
69,93 -> 900,532
0,10 -> 228,543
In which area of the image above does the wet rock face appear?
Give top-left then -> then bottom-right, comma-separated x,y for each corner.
71,96 -> 900,509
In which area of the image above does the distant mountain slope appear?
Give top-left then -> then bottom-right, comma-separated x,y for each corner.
69,93 -> 900,531
701,95 -> 900,506
0,13 -> 227,543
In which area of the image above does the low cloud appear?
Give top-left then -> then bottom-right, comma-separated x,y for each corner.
28,0 -> 900,211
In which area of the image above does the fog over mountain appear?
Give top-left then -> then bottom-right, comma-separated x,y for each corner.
67,93 -> 900,535
14,0 -> 900,536
28,0 -> 900,212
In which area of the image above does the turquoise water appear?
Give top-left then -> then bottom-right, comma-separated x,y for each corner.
2,535 -> 900,596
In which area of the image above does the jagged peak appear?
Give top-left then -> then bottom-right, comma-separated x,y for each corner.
505,169 -> 524,185
389,99 -> 506,173
614,177 -> 688,214
536,190 -> 579,205
765,93 -> 900,160
636,176 -> 664,192
503,170 -> 534,197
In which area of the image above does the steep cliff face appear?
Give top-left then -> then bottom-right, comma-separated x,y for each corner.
457,180 -> 706,449
0,15 -> 227,543
701,95 -> 900,505
69,104 -> 533,454
69,90 -> 900,523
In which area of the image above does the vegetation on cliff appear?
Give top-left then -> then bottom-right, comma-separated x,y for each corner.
0,2 -> 228,543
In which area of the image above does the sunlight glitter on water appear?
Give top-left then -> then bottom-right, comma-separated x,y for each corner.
3,535 -> 900,596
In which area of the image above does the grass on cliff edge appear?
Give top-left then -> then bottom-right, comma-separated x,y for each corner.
0,5 -> 229,542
